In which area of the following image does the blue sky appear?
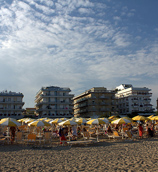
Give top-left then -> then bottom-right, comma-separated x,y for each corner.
0,0 -> 158,109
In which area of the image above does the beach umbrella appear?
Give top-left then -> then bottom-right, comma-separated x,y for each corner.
132,115 -> 148,121
76,118 -> 87,124
122,117 -> 133,122
148,115 -> 154,119
108,115 -> 117,119
99,118 -> 109,124
49,118 -> 63,124
150,116 -> 158,120
60,118 -> 67,121
58,120 -> 77,126
28,120 -> 51,127
111,118 -> 131,125
45,119 -> 52,122
87,118 -> 106,125
0,118 -> 21,127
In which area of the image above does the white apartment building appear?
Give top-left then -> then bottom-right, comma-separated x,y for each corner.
35,86 -> 74,118
0,90 -> 25,119
115,84 -> 153,115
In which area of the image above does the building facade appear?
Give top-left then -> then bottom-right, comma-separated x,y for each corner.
23,108 -> 36,118
35,86 -> 74,118
0,90 -> 25,119
73,87 -> 117,118
115,84 -> 153,115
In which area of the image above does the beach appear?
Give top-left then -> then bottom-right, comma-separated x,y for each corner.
0,138 -> 158,172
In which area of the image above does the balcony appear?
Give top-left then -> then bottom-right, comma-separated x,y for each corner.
0,101 -> 24,104
36,101 -> 71,106
100,108 -> 110,112
99,96 -> 109,99
0,107 -> 25,111
40,94 -> 74,98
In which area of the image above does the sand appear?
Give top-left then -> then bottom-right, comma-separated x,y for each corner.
0,138 -> 158,172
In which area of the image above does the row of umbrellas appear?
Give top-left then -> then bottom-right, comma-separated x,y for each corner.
0,115 -> 157,127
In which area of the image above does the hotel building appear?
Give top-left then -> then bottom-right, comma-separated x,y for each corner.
35,86 -> 74,118
0,90 -> 25,119
115,84 -> 153,115
73,87 -> 117,118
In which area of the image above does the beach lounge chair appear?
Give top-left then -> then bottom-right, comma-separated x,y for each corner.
82,132 -> 96,141
44,132 -> 51,144
107,131 -> 122,139
0,137 -> 6,145
26,134 -> 36,145
64,132 -> 97,147
125,131 -> 136,140
113,131 -> 122,139
16,132 -> 23,144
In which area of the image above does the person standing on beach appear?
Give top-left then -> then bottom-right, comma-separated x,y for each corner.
10,126 -> 16,144
138,124 -> 143,138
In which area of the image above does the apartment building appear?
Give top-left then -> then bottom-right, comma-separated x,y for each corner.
73,87 -> 117,118
0,90 -> 25,119
35,86 -> 74,118
115,84 -> 153,115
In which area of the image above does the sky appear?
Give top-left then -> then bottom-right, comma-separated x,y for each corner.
0,0 -> 158,110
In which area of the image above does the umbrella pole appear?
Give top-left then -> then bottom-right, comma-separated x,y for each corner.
7,126 -> 10,144
97,126 -> 99,142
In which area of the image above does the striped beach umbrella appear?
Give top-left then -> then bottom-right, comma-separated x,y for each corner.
76,118 -> 87,124
87,118 -> 106,125
0,118 -> 21,127
58,120 -> 77,126
49,118 -> 63,124
28,120 -> 51,127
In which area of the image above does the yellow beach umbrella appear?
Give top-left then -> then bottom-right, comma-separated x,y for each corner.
111,118 -> 131,125
60,118 -> 67,121
0,118 -> 21,127
132,115 -> 148,121
148,115 -> 154,119
150,116 -> 158,120
108,115 -> 116,119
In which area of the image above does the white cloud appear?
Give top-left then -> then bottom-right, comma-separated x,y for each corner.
78,8 -> 94,15
0,0 -> 157,108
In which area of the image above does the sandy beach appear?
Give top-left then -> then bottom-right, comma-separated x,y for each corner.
0,138 -> 158,172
